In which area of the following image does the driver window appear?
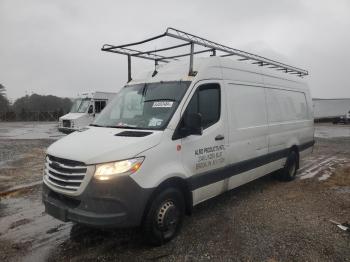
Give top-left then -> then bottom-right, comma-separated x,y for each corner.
185,83 -> 220,129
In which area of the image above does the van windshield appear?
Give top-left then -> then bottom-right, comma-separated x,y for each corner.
70,98 -> 91,113
93,81 -> 191,130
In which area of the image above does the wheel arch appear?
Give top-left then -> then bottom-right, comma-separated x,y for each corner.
289,145 -> 300,169
142,176 -> 193,223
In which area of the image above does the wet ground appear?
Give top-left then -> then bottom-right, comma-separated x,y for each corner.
0,122 -> 64,140
0,122 -> 349,262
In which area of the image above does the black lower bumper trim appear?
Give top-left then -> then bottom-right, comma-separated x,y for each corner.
58,128 -> 76,134
44,198 -> 127,226
42,176 -> 153,228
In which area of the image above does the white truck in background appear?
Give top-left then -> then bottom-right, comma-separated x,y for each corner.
58,91 -> 117,133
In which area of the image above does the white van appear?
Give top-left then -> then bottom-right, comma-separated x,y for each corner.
58,91 -> 116,133
43,28 -> 314,245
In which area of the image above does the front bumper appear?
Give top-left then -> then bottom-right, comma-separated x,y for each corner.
42,175 -> 154,228
58,127 -> 77,134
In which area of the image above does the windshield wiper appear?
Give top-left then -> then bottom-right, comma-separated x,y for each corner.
89,124 -> 103,127
144,98 -> 176,103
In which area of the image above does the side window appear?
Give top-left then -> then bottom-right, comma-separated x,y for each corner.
186,83 -> 220,129
100,101 -> 106,111
95,101 -> 107,114
267,89 -> 308,122
95,101 -> 101,113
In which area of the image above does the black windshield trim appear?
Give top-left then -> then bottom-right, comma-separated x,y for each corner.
144,98 -> 177,103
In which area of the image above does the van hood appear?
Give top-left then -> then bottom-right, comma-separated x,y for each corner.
60,113 -> 86,120
47,127 -> 163,165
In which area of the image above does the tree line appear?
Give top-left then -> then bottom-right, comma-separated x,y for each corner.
0,84 -> 72,121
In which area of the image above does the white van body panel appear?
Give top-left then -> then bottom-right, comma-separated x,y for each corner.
193,180 -> 227,205
130,58 -> 312,200
179,79 -> 229,203
131,129 -> 188,188
108,57 -> 312,198
43,56 -> 314,228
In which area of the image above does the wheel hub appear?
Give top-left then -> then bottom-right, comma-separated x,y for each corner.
157,200 -> 179,231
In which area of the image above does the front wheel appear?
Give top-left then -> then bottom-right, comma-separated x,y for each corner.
142,188 -> 185,246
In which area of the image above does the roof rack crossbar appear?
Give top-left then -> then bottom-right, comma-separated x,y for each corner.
121,47 -> 174,61
103,45 -> 172,62
102,33 -> 166,51
101,27 -> 308,81
130,42 -> 191,56
157,48 -> 214,61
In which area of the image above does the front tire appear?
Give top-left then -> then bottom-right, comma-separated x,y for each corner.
142,188 -> 185,246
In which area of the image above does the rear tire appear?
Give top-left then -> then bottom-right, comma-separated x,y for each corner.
142,188 -> 185,246
279,150 -> 298,181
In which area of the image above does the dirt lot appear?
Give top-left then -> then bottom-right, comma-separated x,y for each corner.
0,123 -> 349,262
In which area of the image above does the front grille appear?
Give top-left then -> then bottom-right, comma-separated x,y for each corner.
62,120 -> 71,128
43,155 -> 87,193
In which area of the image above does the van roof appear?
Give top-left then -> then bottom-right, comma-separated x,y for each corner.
128,56 -> 308,88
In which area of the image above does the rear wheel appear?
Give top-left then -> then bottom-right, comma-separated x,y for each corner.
142,188 -> 185,245
279,150 -> 298,181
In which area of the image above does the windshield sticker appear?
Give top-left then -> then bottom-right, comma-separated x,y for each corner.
148,118 -> 163,127
152,101 -> 174,108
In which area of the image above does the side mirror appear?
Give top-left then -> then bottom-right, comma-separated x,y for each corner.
183,113 -> 203,136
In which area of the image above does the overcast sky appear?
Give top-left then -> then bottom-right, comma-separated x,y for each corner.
1,0 -> 350,101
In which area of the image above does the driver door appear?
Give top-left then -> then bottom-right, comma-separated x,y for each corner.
180,81 -> 229,204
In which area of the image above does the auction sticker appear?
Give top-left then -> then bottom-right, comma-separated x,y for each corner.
152,101 -> 173,108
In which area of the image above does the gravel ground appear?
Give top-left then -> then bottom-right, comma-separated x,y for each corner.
0,123 -> 349,262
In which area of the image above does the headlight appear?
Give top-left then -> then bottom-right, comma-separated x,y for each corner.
94,157 -> 144,181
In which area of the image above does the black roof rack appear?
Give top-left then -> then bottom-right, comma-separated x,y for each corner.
102,27 -> 308,82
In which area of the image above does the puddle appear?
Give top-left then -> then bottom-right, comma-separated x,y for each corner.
0,193 -> 72,262
333,186 -> 350,194
0,122 -> 65,140
298,155 -> 348,180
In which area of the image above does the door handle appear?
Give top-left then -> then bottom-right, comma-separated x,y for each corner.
215,134 -> 224,141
